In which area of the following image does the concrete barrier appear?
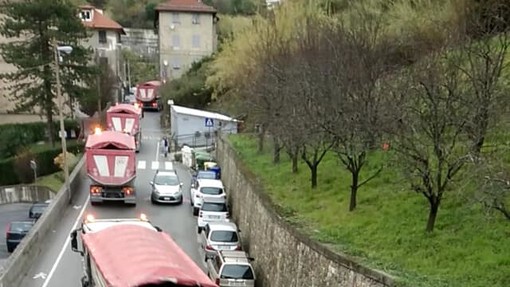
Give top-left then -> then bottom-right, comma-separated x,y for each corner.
0,156 -> 86,287
0,185 -> 55,204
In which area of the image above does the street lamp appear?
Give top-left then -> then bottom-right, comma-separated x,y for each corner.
53,40 -> 73,203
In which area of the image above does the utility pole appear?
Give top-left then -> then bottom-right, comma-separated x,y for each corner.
96,49 -> 101,116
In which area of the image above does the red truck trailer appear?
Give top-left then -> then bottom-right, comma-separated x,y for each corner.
106,103 -> 143,152
85,129 -> 137,206
136,80 -> 162,111
70,215 -> 218,287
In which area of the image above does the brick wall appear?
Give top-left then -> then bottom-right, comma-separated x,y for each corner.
215,136 -> 396,287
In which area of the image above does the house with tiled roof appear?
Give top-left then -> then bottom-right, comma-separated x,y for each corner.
79,4 -> 125,85
155,0 -> 218,82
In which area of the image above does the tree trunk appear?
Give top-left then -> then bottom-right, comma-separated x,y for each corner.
273,137 -> 280,164
257,124 -> 265,154
310,164 -> 318,189
426,197 -> 440,232
45,81 -> 55,147
291,150 -> 298,173
349,170 -> 359,211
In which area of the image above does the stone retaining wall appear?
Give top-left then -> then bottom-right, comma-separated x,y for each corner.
0,185 -> 55,204
216,136 -> 395,287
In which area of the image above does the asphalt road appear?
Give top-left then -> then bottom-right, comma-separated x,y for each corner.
0,203 -> 32,270
19,111 -> 206,287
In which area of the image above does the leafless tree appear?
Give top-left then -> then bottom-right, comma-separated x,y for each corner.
454,5 -> 510,156
388,49 -> 473,232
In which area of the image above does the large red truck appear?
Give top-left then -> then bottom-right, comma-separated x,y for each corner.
136,80 -> 162,111
70,214 -> 218,287
106,103 -> 143,152
85,129 -> 137,206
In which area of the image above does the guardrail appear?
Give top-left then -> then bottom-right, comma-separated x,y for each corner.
0,156 -> 86,287
0,185 -> 55,204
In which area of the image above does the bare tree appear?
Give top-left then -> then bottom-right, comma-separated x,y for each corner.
477,155 -> 510,221
389,49 -> 473,232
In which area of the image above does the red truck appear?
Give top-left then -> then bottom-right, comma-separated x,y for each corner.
136,80 -> 162,111
85,129 -> 137,206
106,103 -> 143,152
70,214 -> 218,287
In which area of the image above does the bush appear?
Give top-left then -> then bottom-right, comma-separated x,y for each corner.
53,152 -> 78,171
0,120 -> 80,159
13,148 -> 37,183
0,141 -> 84,185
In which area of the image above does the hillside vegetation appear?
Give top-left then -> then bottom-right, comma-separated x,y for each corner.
205,0 -> 510,286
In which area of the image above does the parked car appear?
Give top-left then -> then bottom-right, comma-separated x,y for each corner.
6,221 -> 35,252
191,179 -> 226,216
199,221 -> 242,261
206,250 -> 256,287
29,201 -> 50,219
150,170 -> 183,204
197,197 -> 230,233
191,170 -> 218,189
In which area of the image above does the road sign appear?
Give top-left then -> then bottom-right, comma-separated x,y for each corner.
30,160 -> 37,170
205,118 -> 214,127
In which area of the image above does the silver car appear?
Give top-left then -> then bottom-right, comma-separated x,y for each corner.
199,222 -> 242,261
206,250 -> 256,287
150,170 -> 183,204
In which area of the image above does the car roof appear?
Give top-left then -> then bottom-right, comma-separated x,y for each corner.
208,221 -> 237,231
32,202 -> 49,206
198,170 -> 216,175
197,179 -> 224,187
220,251 -> 252,264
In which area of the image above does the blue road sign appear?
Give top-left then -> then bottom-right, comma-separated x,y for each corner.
205,117 -> 214,127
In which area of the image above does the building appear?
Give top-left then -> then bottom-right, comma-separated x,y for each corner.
155,0 -> 218,82
79,5 -> 125,82
170,104 -> 238,147
121,28 -> 159,60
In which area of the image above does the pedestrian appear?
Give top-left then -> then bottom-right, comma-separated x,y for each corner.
161,136 -> 169,158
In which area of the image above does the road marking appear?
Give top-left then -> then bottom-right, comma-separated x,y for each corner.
165,161 -> 173,170
72,205 -> 81,209
137,160 -> 146,170
151,161 -> 159,170
156,141 -> 160,161
33,272 -> 47,279
42,194 -> 90,287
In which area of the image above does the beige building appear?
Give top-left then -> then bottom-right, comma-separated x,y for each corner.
155,0 -> 218,82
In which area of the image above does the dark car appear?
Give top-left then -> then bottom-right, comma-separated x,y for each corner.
29,201 -> 50,219
191,170 -> 218,188
6,221 -> 35,252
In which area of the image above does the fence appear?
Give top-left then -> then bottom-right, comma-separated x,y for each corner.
0,185 -> 55,204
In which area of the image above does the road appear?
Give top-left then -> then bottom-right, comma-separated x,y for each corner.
19,112 -> 206,286
0,203 -> 32,270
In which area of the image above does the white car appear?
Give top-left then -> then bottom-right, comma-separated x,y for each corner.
191,179 -> 226,216
197,197 -> 230,233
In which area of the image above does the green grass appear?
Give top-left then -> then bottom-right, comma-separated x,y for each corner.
34,171 -> 64,192
229,134 -> 510,287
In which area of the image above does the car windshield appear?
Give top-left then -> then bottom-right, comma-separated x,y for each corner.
202,202 -> 227,212
221,265 -> 255,280
197,171 -> 216,179
210,230 -> 238,242
31,205 -> 47,213
10,222 -> 34,232
201,187 -> 223,195
154,175 -> 179,185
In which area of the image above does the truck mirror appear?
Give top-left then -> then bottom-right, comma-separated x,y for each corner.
70,230 -> 79,253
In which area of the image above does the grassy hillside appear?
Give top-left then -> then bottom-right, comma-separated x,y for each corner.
228,134 -> 510,287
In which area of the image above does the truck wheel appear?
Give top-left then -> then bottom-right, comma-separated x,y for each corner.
7,245 -> 13,253
193,207 -> 199,216
90,201 -> 99,206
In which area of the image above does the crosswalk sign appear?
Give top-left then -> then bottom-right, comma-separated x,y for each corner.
205,118 -> 214,127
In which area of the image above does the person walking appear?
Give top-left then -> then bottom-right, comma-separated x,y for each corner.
161,136 -> 169,158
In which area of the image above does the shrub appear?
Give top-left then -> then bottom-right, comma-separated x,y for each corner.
53,152 -> 78,171
13,148 -> 37,183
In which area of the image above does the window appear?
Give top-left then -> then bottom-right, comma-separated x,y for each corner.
171,35 -> 180,49
98,30 -> 107,44
201,202 -> 228,212
192,35 -> 200,49
172,12 -> 180,23
220,265 -> 255,280
154,174 -> 179,185
200,187 -> 223,195
210,231 -> 239,242
80,10 -> 91,21
192,14 -> 200,24
171,58 -> 181,70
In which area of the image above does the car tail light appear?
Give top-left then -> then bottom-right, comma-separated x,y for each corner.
235,244 -> 242,251
199,211 -> 203,218
206,245 -> 214,251
152,102 -> 158,107
5,223 -> 10,237
226,212 -> 230,218
215,278 -> 220,284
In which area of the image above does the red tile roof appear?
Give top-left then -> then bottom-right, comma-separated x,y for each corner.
156,0 -> 217,14
79,5 -> 125,33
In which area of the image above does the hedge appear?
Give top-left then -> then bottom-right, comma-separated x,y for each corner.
0,119 -> 81,159
0,141 -> 84,185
